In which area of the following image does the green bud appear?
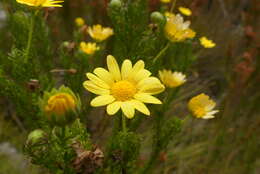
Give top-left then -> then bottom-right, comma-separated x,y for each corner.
27,129 -> 46,145
62,41 -> 70,48
150,11 -> 166,25
109,0 -> 122,9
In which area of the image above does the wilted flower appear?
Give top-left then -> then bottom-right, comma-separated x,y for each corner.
159,70 -> 186,88
188,93 -> 219,119
16,0 -> 64,7
178,7 -> 192,16
199,37 -> 216,48
80,42 -> 100,55
39,86 -> 81,126
88,25 -> 114,42
75,17 -> 85,27
164,14 -> 196,42
83,55 -> 165,119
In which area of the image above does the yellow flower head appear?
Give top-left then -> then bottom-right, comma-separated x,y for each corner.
188,93 -> 219,119
88,24 -> 114,42
83,55 -> 165,119
164,12 -> 174,19
178,7 -> 192,16
160,0 -> 171,3
16,0 -> 64,7
80,42 -> 100,55
164,14 -> 196,42
39,86 -> 81,126
199,37 -> 216,48
75,17 -> 85,27
159,70 -> 186,88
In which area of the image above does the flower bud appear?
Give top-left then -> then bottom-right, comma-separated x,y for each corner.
150,11 -> 166,26
27,129 -> 46,145
109,0 -> 122,9
39,86 -> 81,126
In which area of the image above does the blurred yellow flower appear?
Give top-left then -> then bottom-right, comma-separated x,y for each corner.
159,70 -> 186,88
16,0 -> 64,7
199,37 -> 216,48
188,93 -> 219,119
80,42 -> 100,55
75,17 -> 85,27
178,7 -> 192,16
88,24 -> 114,42
83,55 -> 165,119
164,14 -> 196,42
160,0 -> 171,3
45,93 -> 76,116
164,12 -> 174,19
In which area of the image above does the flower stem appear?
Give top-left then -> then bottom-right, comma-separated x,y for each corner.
24,10 -> 38,63
152,42 -> 170,64
170,0 -> 178,12
122,114 -> 127,133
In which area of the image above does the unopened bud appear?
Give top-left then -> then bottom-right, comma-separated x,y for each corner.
151,11 -> 166,26
27,129 -> 46,145
109,0 -> 122,9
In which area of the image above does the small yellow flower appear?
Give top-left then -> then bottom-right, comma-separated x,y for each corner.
83,55 -> 165,119
16,0 -> 64,7
199,37 -> 216,48
188,93 -> 219,119
164,14 -> 196,42
178,7 -> 192,16
45,93 -> 76,116
159,70 -> 186,88
160,0 -> 171,3
75,17 -> 85,27
39,86 -> 81,126
80,42 -> 100,55
164,12 -> 175,19
87,24 -> 114,42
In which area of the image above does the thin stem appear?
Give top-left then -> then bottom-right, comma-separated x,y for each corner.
24,10 -> 38,63
170,0 -> 178,12
152,42 -> 170,64
122,114 -> 127,133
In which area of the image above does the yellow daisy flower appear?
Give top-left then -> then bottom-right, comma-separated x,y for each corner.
87,24 -> 114,42
75,17 -> 85,27
188,93 -> 219,119
164,14 -> 196,42
199,37 -> 216,48
80,42 -> 100,55
178,7 -> 192,16
16,0 -> 64,7
83,55 -> 165,119
159,70 -> 186,88
160,0 -> 171,3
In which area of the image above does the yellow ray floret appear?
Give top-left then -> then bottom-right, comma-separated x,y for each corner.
16,0 -> 64,7
75,17 -> 85,27
160,0 -> 171,3
188,93 -> 219,119
80,42 -> 100,55
87,24 -> 114,42
83,55 -> 165,119
159,70 -> 186,88
178,7 -> 192,16
164,13 -> 196,42
199,37 -> 216,48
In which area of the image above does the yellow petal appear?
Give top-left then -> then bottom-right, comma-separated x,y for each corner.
131,60 -> 145,75
90,95 -> 115,107
121,59 -> 132,80
107,55 -> 121,81
121,101 -> 135,119
130,100 -> 150,115
93,67 -> 114,86
86,73 -> 110,89
134,93 -> 162,104
83,80 -> 110,95
137,77 -> 165,94
133,69 -> 151,82
107,101 -> 122,115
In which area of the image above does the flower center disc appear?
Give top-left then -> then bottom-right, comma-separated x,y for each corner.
111,80 -> 136,101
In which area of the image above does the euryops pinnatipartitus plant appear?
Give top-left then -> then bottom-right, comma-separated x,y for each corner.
0,0 -> 219,173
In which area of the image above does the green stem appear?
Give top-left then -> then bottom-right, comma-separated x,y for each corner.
152,42 -> 170,64
24,10 -> 38,63
122,114 -> 127,133
170,0 -> 178,12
